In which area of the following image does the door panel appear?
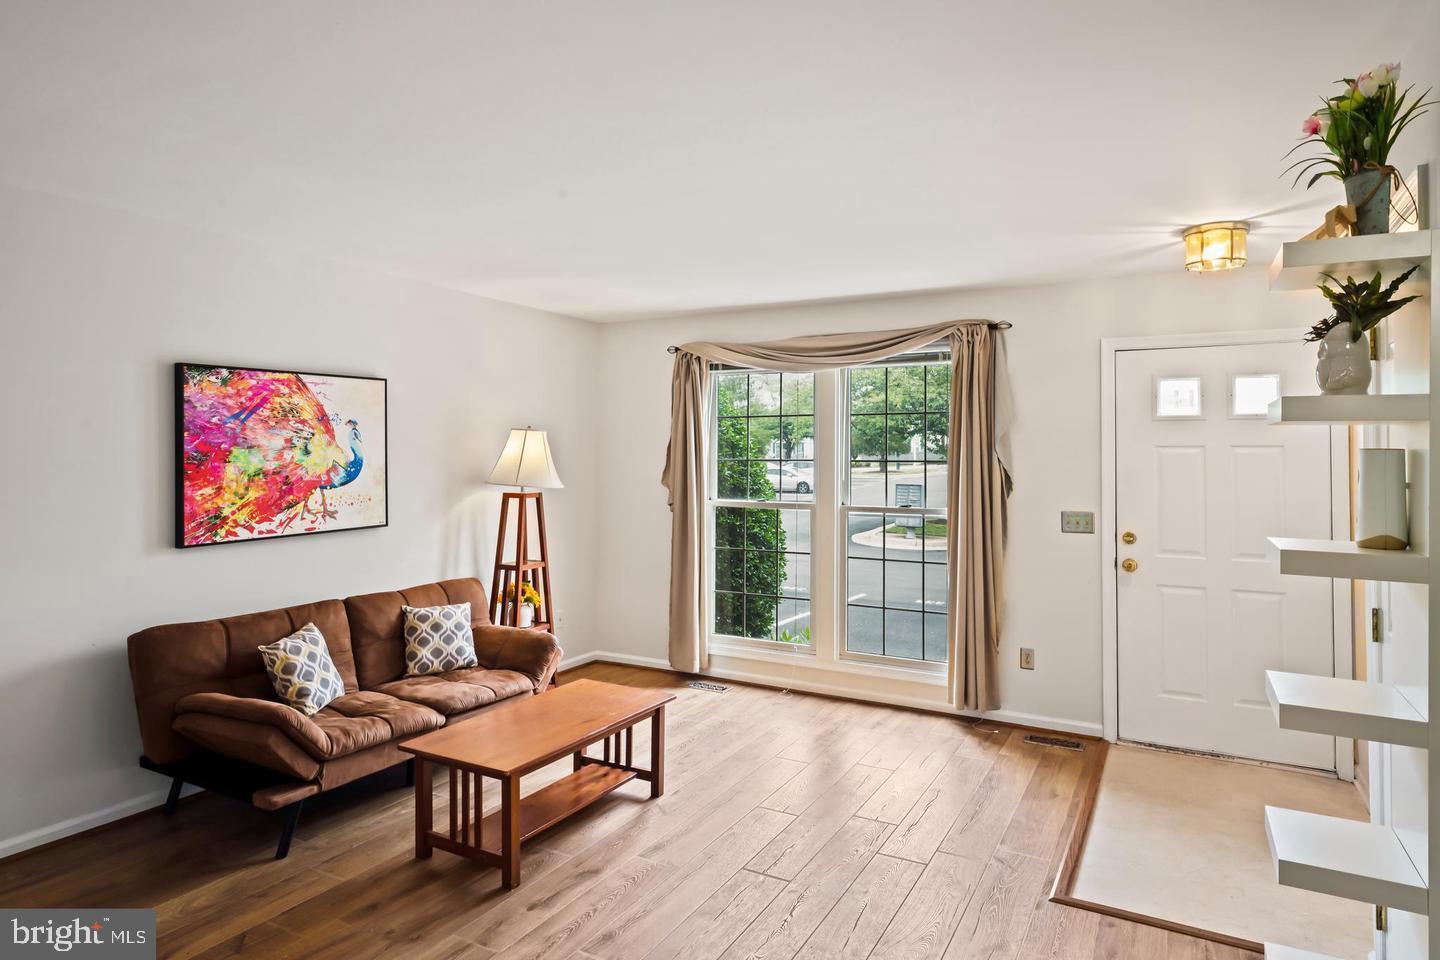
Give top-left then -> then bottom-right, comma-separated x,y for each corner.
1116,342 -> 1337,769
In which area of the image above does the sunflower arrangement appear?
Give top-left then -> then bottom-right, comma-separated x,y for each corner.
505,581 -> 543,610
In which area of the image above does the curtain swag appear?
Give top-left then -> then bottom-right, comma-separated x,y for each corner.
660,320 -> 1014,710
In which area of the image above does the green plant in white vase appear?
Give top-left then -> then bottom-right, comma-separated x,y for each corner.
1306,265 -> 1422,394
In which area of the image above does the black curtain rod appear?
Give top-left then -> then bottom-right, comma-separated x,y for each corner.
665,320 -> 1012,354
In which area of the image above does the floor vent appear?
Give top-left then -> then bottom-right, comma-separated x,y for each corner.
689,681 -> 729,693
1024,734 -> 1084,751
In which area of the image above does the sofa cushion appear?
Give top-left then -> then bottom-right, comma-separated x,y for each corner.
175,690 -> 443,762
402,603 -> 478,676
258,623 -> 347,716
373,668 -> 533,716
345,579 -> 493,688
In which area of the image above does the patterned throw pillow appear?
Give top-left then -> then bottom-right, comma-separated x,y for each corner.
258,623 -> 346,717
403,602 -> 479,677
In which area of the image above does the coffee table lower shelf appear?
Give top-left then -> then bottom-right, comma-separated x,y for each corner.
424,763 -> 638,861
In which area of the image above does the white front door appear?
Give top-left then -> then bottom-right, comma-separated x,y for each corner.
1115,342 -> 1339,770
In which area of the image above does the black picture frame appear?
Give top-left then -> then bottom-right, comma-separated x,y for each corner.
174,362 -> 389,548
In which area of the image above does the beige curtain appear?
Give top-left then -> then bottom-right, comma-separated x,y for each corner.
660,321 -> 1014,709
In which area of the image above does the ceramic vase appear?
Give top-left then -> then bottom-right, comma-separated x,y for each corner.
1356,447 -> 1408,550
1315,326 -> 1372,395
1344,168 -> 1391,236
520,604 -> 535,628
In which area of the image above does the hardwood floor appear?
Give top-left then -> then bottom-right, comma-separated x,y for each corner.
0,663 -> 1258,960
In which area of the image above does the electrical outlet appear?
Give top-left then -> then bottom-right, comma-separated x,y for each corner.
1061,511 -> 1094,534
1020,648 -> 1035,670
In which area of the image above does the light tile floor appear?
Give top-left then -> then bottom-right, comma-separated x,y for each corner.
1072,744 -> 1373,959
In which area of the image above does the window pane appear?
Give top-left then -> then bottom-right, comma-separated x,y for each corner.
847,605 -> 884,655
849,461 -> 884,507
884,561 -> 924,609
717,417 -> 746,459
749,373 -> 780,416
923,614 -> 949,662
847,513 -> 885,559
925,413 -> 949,462
749,417 -> 781,460
717,462 -> 747,500
778,599 -> 812,645
716,373 -> 748,416
850,367 -> 886,414
885,609 -> 924,659
779,416 -> 814,460
779,461 -> 814,503
781,508 -> 811,553
926,364 -> 950,411
924,562 -> 949,610
891,472 -> 926,509
888,413 -> 925,461
887,366 -> 925,411
782,372 -> 814,414
782,551 -> 810,599
921,516 -> 949,563
847,558 -> 883,607
1156,376 -> 1202,417
850,415 -> 885,460
745,550 -> 779,595
715,548 -> 743,592
748,462 -> 779,501
744,595 -> 777,641
745,508 -> 781,551
883,512 -> 925,556
714,592 -> 742,636
715,507 -> 745,548
1232,374 -> 1280,416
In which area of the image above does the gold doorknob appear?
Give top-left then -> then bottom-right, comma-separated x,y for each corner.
1121,558 -> 1138,573
1122,531 -> 1137,544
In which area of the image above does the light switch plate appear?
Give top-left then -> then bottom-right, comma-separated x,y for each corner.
1061,511 -> 1094,534
1020,648 -> 1036,670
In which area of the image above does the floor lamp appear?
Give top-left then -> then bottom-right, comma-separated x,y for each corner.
487,427 -> 563,632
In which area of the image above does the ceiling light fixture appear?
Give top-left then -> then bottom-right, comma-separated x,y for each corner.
1184,221 -> 1249,272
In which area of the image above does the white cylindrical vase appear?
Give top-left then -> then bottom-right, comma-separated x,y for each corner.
1356,448 -> 1409,550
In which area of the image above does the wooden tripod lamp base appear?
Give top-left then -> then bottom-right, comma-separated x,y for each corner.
489,491 -> 555,631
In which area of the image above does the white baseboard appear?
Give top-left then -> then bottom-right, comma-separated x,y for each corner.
570,650 -> 1104,738
0,783 -> 200,862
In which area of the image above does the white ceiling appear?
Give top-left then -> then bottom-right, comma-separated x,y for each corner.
1,1 -> 1434,321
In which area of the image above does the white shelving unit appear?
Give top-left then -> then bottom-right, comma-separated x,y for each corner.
1262,225 -> 1435,958
1267,536 -> 1429,584
1266,806 -> 1428,914
1267,670 -> 1428,748
1267,393 -> 1429,424
1268,229 -> 1433,291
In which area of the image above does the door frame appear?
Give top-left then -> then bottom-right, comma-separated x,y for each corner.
1099,329 -> 1354,778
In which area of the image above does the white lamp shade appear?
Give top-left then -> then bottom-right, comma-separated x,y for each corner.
488,428 -> 564,489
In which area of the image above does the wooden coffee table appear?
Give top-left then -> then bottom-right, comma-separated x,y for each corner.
399,678 -> 675,889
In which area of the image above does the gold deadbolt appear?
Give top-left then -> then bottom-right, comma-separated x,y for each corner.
1122,531 -> 1137,544
1121,558 -> 1138,573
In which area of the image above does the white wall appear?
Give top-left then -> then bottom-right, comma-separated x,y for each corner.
0,183 -> 602,855
594,268 -> 1323,730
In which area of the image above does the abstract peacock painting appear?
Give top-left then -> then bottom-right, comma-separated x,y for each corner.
176,363 -> 387,547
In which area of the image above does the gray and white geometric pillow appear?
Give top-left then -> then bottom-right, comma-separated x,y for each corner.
403,602 -> 478,677
258,623 -> 346,717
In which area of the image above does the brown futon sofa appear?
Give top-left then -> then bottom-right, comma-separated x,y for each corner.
127,578 -> 562,858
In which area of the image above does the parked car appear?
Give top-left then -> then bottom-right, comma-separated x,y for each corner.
766,463 -> 813,494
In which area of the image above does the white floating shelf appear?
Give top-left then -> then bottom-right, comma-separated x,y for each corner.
1267,536 -> 1429,584
1266,670 -> 1428,748
1268,229 -> 1433,291
1264,945 -> 1344,960
1267,393 -> 1429,424
1265,806 -> 1428,915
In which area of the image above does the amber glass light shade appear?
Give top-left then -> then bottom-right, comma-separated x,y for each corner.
1183,221 -> 1248,272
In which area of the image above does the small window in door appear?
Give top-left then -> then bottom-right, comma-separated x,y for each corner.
1154,377 -> 1202,419
1230,374 -> 1281,418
